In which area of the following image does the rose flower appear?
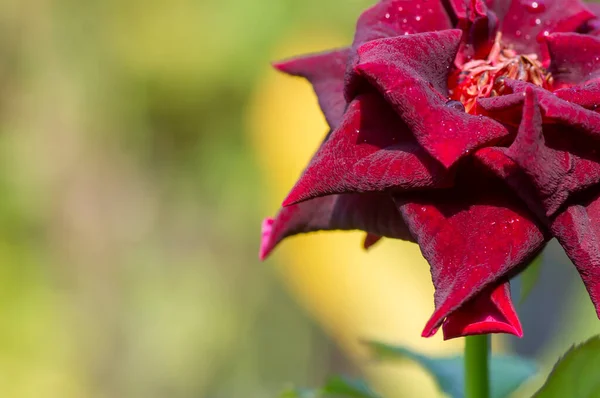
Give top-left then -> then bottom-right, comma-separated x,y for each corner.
259,0 -> 600,340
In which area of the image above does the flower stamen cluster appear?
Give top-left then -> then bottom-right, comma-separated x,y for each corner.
450,34 -> 554,113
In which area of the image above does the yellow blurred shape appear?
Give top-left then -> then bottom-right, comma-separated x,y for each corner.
246,30 -> 464,397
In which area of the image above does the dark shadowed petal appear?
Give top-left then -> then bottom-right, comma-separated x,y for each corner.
282,93 -> 450,206
547,33 -> 600,86
259,193 -> 413,259
479,85 -> 600,216
442,282 -> 522,340
453,0 -> 500,66
499,0 -> 593,57
505,88 -> 571,215
355,31 -> 510,167
362,233 -> 382,250
552,191 -> 600,319
274,48 -> 350,129
473,147 -> 548,222
581,2 -> 600,34
395,175 -> 546,338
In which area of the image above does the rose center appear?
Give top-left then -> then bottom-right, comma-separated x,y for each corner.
448,33 -> 553,113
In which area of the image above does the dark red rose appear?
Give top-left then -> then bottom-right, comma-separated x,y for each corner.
260,0 -> 600,340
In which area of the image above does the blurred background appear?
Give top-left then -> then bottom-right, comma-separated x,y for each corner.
0,0 -> 598,397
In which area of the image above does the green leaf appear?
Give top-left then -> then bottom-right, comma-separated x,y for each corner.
365,341 -> 537,398
321,376 -> 381,397
517,253 -> 543,304
534,336 -> 600,397
278,376 -> 381,398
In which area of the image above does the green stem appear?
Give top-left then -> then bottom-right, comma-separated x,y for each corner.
465,335 -> 490,398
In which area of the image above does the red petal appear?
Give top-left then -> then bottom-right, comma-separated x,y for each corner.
345,0 -> 453,100
474,147 -> 548,222
552,192 -> 600,319
505,87 -> 571,216
454,0 -> 500,66
355,31 -> 510,167
352,0 -> 453,49
396,175 -> 546,337
274,48 -> 350,129
260,193 -> 412,260
499,0 -> 593,57
480,84 -> 600,217
363,233 -> 382,250
283,93 -> 450,205
555,80 -> 600,110
547,33 -> 600,86
506,80 -> 600,140
442,282 -> 523,340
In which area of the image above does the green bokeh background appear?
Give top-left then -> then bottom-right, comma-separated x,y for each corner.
0,0 -> 598,397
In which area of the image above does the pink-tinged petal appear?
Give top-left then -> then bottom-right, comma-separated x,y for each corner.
355,31 -> 510,167
395,175 -> 546,337
260,193 -> 412,260
499,0 -> 594,57
274,48 -> 350,129
547,33 -> 600,86
442,282 -> 523,339
552,192 -> 600,319
363,233 -> 382,250
283,93 -> 450,206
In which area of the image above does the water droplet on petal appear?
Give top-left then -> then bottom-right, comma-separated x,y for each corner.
445,100 -> 465,112
525,1 -> 546,13
515,30 -> 522,37
402,18 -> 408,23
385,12 -> 390,19
535,18 -> 541,25
398,6 -> 403,11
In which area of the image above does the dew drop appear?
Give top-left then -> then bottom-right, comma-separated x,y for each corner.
385,12 -> 390,19
415,15 -> 421,21
525,1 -> 546,13
535,18 -> 541,25
543,30 -> 550,36
398,6 -> 403,11
515,30 -> 522,37
402,18 -> 408,23
525,34 -> 531,40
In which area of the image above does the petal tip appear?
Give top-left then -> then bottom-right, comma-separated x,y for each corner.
259,217 -> 275,260
363,233 -> 382,250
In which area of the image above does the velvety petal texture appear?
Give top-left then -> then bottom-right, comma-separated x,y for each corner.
283,93 -> 450,206
355,31 -> 510,167
396,174 -> 546,338
274,48 -> 350,129
262,0 -> 600,339
260,193 -> 413,260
